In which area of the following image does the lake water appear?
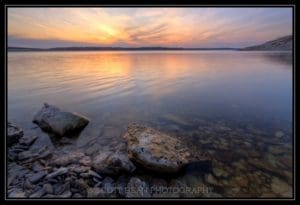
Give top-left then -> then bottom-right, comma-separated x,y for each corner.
7,51 -> 293,197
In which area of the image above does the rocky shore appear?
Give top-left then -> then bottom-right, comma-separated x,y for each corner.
7,104 -> 293,198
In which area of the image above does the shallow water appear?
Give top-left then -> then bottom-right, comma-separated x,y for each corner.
8,51 -> 293,197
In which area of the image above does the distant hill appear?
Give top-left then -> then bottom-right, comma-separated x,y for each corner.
7,47 -> 44,51
240,35 -> 293,51
7,46 -> 238,52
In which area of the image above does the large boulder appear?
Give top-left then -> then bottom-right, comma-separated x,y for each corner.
92,151 -> 136,175
124,124 -> 211,173
33,103 -> 89,136
7,122 -> 23,146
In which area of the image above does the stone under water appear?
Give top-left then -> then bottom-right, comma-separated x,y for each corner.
33,103 -> 89,137
124,124 -> 212,173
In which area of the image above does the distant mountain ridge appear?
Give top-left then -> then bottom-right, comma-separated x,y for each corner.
240,35 -> 293,51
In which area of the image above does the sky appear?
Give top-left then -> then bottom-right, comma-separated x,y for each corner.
7,7 -> 293,48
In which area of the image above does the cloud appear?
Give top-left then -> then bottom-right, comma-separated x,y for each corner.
7,8 -> 293,48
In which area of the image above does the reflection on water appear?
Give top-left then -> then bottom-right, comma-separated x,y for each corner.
8,51 -> 293,197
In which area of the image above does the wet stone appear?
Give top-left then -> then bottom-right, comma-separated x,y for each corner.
32,162 -> 44,173
87,187 -> 105,198
20,135 -> 38,146
234,176 -> 249,187
275,131 -> 285,138
43,183 -> 54,194
126,177 -> 151,198
72,193 -> 84,198
7,122 -> 24,147
8,189 -> 26,198
51,151 -> 86,166
45,167 -> 68,179
18,151 -> 35,161
205,174 -> 220,187
57,190 -> 72,198
23,178 -> 35,190
124,124 -> 211,173
271,177 -> 292,197
28,171 -> 46,184
33,103 -> 89,137
29,188 -> 46,198
92,150 -> 135,175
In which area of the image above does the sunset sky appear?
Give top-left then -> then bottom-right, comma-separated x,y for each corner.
8,7 -> 293,48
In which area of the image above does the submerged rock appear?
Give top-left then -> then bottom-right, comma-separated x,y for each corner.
28,171 -> 46,184
271,177 -> 292,197
51,151 -> 88,166
45,167 -> 68,179
19,135 -> 38,146
124,124 -> 211,173
125,177 -> 151,198
7,122 -> 24,146
33,103 -> 89,136
92,151 -> 136,175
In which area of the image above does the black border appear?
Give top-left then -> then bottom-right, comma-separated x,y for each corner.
0,0 -> 297,202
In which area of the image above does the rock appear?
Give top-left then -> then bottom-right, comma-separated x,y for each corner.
275,131 -> 285,138
19,135 -> 38,146
12,144 -> 29,151
79,156 -> 92,166
102,177 -> 115,194
32,162 -> 44,173
87,187 -> 105,197
7,122 -> 23,146
87,170 -> 102,179
71,179 -> 89,193
45,167 -> 68,179
233,176 -> 249,187
72,193 -> 84,198
271,177 -> 292,197
218,126 -> 232,131
8,163 -> 30,187
57,190 -> 72,198
212,167 -> 229,178
248,158 -> 288,179
29,188 -> 46,198
205,174 -> 220,187
126,177 -> 151,198
18,151 -> 36,161
92,151 -> 135,175
51,151 -> 86,166
43,183 -> 54,194
28,171 -> 46,184
115,176 -> 129,197
69,165 -> 90,174
24,178 -> 35,189
8,189 -> 26,198
32,103 -> 89,136
53,182 -> 71,195
162,113 -> 192,126
124,124 -> 211,173
268,146 -> 286,155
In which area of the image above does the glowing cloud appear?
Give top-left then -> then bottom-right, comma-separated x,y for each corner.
8,7 -> 293,48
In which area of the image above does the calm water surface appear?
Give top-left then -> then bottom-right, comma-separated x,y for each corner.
8,51 -> 293,197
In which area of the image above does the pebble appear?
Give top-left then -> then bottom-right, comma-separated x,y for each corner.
20,135 -> 38,146
205,174 -> 220,187
275,131 -> 284,138
29,188 -> 46,198
28,171 -> 46,184
271,177 -> 292,197
45,167 -> 68,179
43,183 -> 54,194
